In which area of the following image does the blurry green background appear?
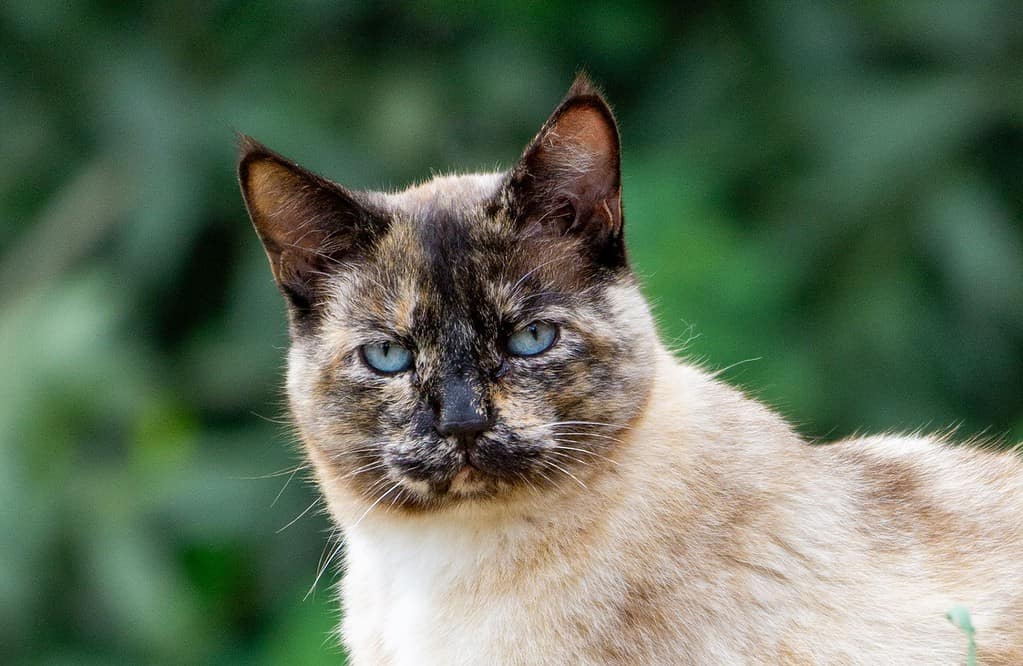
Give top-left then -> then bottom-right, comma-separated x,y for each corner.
3,2 -> 1022,663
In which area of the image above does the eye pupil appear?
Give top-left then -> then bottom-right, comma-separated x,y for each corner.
361,341 -> 412,374
507,321 -> 558,357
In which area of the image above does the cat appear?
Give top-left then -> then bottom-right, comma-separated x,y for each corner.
238,75 -> 1023,664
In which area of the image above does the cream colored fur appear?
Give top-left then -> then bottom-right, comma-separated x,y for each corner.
241,83 -> 1022,662
288,282 -> 1023,665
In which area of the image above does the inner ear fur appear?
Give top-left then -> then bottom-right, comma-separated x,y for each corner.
506,75 -> 625,267
237,136 -> 385,316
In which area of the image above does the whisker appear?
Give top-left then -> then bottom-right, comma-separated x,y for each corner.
544,459 -> 587,490
271,465 -> 302,507
232,463 -> 309,480
547,450 -> 591,469
249,410 -> 292,425
327,444 -> 386,455
326,446 -> 390,462
350,481 -> 404,531
386,486 -> 410,511
513,470 -> 542,498
710,356 -> 762,378
517,290 -> 570,302
514,285 -> 596,304
359,475 -> 396,497
336,460 -> 388,481
552,431 -> 626,444
532,466 -> 559,490
307,532 -> 346,599
315,526 -> 340,571
306,475 -> 401,599
276,497 -> 321,533
508,252 -> 574,297
526,420 -> 621,430
549,442 -> 620,466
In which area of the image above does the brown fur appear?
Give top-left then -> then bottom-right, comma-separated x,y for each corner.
239,75 -> 1023,664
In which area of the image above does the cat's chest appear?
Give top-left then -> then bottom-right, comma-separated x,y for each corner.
341,520 -> 573,665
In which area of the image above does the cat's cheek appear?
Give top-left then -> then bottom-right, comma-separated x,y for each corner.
376,377 -> 420,419
492,370 -> 562,428
490,389 -> 557,441
285,343 -> 331,443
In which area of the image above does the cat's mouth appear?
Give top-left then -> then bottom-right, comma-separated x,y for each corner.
393,462 -> 498,503
425,453 -> 504,499
385,432 -> 536,503
370,421 -> 603,509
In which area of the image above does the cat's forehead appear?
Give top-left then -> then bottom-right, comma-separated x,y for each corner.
377,172 -> 506,219
325,172 -> 588,339
367,172 -> 515,278
368,171 -> 514,275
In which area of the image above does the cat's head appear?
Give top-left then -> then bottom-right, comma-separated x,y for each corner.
239,76 -> 657,514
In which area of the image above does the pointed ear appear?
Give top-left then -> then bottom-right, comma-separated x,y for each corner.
237,136 -> 386,322
505,74 -> 625,267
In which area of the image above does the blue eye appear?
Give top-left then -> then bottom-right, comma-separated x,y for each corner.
507,321 -> 558,357
361,341 -> 413,374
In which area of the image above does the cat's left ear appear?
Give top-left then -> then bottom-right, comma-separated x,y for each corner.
505,74 -> 625,267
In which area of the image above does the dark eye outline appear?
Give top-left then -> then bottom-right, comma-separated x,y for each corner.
505,321 -> 559,357
360,340 -> 414,375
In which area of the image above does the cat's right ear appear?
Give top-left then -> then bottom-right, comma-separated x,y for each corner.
237,136 -> 386,322
503,74 -> 626,268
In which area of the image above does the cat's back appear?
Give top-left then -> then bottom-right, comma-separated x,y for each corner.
811,433 -> 1023,662
634,362 -> 1023,663
823,432 -> 1023,525
819,432 -> 1023,570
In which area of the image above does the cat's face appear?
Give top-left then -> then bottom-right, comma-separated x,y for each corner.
241,77 -> 657,512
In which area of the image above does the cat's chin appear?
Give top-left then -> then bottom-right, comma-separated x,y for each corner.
390,463 -> 509,509
447,465 -> 486,495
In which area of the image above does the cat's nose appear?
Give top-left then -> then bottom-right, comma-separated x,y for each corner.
436,413 -> 491,439
434,376 -> 492,440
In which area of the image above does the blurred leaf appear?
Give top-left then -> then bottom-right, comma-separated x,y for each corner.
2,2 -> 1021,662
946,606 -> 977,666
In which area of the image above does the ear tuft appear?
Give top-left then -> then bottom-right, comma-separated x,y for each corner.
566,71 -> 602,98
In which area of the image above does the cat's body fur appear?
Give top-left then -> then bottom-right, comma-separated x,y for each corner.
240,76 -> 1023,664
330,347 -> 1023,665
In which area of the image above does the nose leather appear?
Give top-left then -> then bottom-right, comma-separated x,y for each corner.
435,375 -> 491,439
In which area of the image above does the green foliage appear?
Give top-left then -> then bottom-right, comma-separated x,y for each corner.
2,2 -> 1021,662
946,606 -> 977,666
